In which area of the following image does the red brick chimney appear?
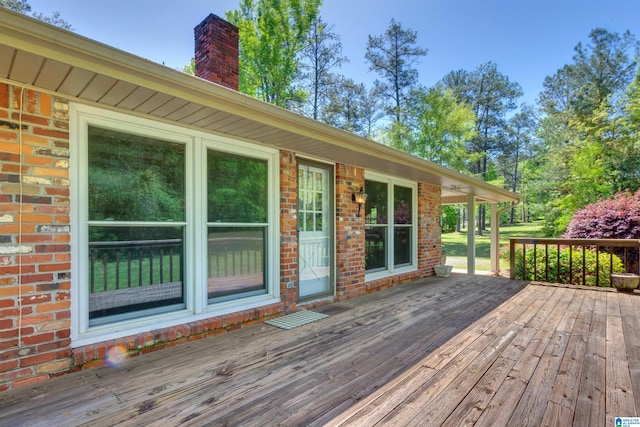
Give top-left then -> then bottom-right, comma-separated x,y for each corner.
194,14 -> 239,91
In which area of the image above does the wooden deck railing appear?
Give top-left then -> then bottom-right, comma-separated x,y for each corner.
509,238 -> 640,287
89,237 -> 264,294
89,238 -> 184,293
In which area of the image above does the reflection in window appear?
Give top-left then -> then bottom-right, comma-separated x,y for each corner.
88,227 -> 184,323
208,151 -> 267,223
365,179 -> 415,272
365,181 -> 388,271
88,126 -> 185,222
87,126 -> 186,325
207,150 -> 269,301
207,227 -> 265,299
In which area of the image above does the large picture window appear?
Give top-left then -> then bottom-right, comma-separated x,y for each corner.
364,173 -> 417,276
71,104 -> 279,345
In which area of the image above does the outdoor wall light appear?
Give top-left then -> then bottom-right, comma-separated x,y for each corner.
352,187 -> 368,217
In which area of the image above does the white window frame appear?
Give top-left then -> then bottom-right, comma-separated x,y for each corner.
70,104 -> 280,347
364,171 -> 418,282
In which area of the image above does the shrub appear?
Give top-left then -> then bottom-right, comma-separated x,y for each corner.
509,245 -> 624,287
564,190 -> 640,239
564,190 -> 640,273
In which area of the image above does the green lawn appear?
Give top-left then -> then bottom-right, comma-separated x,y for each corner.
442,222 -> 545,271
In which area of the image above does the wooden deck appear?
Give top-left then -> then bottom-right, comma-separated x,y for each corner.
1,275 -> 639,426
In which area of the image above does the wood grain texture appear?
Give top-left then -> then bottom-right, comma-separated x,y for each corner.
1,276 -> 639,427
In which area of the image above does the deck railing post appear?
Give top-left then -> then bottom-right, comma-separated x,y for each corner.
509,239 -> 516,280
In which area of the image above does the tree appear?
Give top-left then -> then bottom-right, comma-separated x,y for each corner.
442,62 -> 522,233
226,0 -> 322,108
536,28 -> 639,235
385,85 -> 476,171
0,0 -> 72,30
322,77 -> 367,135
183,59 -> 195,75
365,19 -> 427,123
359,87 -> 385,140
571,28 -> 638,117
498,104 -> 538,223
298,18 -> 347,120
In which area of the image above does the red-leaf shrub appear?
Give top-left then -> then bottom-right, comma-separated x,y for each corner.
564,190 -> 640,239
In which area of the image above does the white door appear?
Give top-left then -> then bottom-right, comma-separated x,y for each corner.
298,163 -> 332,298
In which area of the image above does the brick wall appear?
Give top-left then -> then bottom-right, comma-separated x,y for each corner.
279,151 -> 298,311
0,82 -> 444,391
335,164 -> 367,299
0,84 -> 286,392
194,14 -> 240,91
418,183 -> 442,271
0,83 -> 72,391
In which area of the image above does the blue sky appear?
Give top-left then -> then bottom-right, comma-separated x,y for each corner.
28,0 -> 640,106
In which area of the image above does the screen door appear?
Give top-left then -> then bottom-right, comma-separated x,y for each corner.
298,162 -> 333,299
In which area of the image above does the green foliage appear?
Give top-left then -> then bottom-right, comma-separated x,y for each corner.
183,58 -> 195,75
536,28 -> 639,235
508,245 -> 624,287
441,206 -> 457,233
208,152 -> 268,223
226,0 -> 322,108
384,86 -> 477,171
88,127 -> 185,224
365,19 -> 427,123
0,0 -> 72,29
297,18 -> 348,120
322,77 -> 367,135
498,104 -> 538,217
442,62 -> 523,178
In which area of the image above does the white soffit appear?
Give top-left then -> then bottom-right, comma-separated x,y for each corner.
0,9 -> 518,204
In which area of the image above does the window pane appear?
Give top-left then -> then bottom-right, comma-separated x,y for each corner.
394,226 -> 412,266
88,226 -> 184,324
365,226 -> 387,271
304,212 -> 314,231
365,180 -> 388,224
394,185 -> 412,224
315,213 -> 323,231
88,126 -> 185,222
208,151 -> 267,223
208,227 -> 266,300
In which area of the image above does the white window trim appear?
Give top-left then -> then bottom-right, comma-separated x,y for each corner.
364,171 -> 418,282
70,104 -> 280,347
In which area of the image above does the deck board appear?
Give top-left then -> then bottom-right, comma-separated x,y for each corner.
1,275 -> 640,426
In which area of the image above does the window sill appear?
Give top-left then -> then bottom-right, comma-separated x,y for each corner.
73,295 -> 281,348
365,266 -> 418,283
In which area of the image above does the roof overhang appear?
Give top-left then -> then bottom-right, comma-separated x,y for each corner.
0,9 -> 519,204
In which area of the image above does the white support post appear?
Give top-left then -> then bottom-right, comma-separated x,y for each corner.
467,196 -> 476,275
490,203 -> 499,274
